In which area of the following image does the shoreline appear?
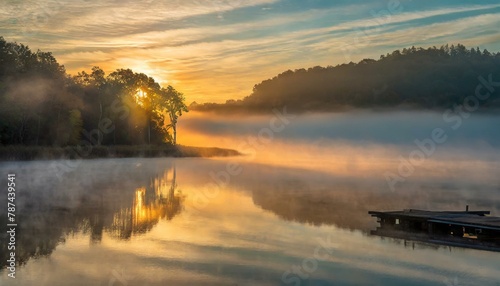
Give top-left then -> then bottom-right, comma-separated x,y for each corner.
0,145 -> 241,161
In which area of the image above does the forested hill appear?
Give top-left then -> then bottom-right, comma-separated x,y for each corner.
192,44 -> 500,113
0,37 -> 187,146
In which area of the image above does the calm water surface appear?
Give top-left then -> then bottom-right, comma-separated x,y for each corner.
1,156 -> 499,285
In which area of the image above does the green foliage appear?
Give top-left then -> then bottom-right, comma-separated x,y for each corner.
68,109 -> 83,145
193,44 -> 500,113
0,37 -> 188,147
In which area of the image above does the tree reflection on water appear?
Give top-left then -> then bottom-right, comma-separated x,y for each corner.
0,164 -> 183,269
107,166 -> 183,240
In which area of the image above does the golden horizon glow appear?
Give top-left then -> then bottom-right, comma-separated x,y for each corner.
2,2 -> 500,103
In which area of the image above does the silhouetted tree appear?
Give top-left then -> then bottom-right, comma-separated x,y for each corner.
160,86 -> 188,145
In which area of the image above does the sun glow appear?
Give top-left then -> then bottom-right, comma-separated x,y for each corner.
135,89 -> 147,106
136,89 -> 147,98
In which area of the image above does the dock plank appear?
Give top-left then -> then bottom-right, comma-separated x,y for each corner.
369,209 -> 500,231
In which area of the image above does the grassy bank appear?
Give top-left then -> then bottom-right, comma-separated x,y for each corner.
0,145 -> 241,161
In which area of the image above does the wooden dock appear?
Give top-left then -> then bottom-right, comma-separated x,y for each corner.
368,209 -> 500,251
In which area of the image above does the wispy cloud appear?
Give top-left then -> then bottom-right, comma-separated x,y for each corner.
1,1 -> 499,103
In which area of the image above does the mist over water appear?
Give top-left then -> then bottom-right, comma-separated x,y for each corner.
1,110 -> 500,285
181,110 -> 500,143
179,110 -> 500,184
180,110 -> 500,148
177,110 -> 500,219
1,155 -> 499,285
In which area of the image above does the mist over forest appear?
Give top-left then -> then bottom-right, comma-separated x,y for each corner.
192,44 -> 500,113
0,37 -> 187,147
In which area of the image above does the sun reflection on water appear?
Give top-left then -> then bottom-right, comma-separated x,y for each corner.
107,167 -> 184,240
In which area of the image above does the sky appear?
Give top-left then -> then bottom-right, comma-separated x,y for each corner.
1,0 -> 500,104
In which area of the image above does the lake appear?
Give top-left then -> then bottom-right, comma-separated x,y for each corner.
1,111 -> 500,285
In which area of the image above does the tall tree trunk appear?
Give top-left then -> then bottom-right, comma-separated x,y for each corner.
170,112 -> 177,145
56,106 -> 61,146
148,116 -> 151,145
173,124 -> 176,145
18,114 -> 25,144
97,101 -> 102,146
35,115 -> 40,146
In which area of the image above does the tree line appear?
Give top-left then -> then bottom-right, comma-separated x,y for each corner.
0,37 -> 187,146
192,44 -> 500,113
